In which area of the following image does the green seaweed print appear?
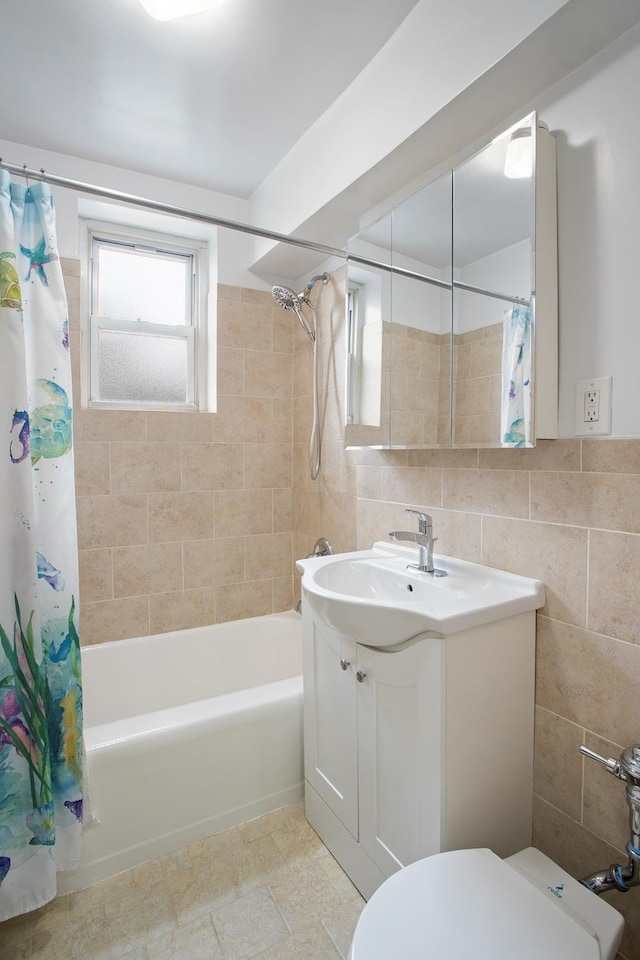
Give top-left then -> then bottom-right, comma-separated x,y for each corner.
0,597 -> 53,844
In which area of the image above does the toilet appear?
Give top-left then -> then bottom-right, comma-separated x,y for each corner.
348,847 -> 624,959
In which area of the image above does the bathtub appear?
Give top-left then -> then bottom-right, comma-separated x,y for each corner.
58,610 -> 303,893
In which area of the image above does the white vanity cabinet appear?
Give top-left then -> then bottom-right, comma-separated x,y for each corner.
303,607 -> 537,900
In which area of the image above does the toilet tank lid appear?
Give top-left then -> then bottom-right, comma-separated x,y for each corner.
351,849 -> 623,960
505,846 -> 624,960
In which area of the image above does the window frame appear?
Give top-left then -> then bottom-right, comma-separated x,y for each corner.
81,220 -> 210,412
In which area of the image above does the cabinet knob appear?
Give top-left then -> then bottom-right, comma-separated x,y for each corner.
340,658 -> 350,671
356,670 -> 367,683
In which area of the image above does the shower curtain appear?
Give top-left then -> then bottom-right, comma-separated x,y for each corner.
501,303 -> 532,447
0,171 -> 82,921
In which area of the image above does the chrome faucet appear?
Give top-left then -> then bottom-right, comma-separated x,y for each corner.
579,743 -> 640,895
389,509 -> 446,576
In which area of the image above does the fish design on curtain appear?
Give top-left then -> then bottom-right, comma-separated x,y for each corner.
501,303 -> 532,448
0,171 -> 82,921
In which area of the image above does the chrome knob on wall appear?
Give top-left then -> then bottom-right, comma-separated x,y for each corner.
579,745 -> 622,778
340,658 -> 350,670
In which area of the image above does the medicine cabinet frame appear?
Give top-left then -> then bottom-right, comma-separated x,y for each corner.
344,112 -> 558,450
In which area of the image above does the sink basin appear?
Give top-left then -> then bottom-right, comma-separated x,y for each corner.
296,542 -> 544,646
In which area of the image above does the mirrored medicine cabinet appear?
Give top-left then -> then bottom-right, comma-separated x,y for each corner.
344,112 -> 557,449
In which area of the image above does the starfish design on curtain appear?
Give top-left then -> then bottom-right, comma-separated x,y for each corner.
20,235 -> 58,286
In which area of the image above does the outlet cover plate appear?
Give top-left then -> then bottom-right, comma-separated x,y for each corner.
575,376 -> 612,436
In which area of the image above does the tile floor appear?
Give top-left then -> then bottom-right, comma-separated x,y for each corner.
0,803 -> 366,960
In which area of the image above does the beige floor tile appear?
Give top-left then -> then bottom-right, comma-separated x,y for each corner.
113,947 -> 145,960
66,869 -> 137,915
268,860 -> 344,932
321,900 -> 367,960
220,835 -> 289,895
317,855 -> 362,903
255,920 -> 342,960
187,826 -> 244,863
130,848 -> 194,889
211,887 -> 289,960
31,904 -> 106,960
270,816 -> 327,866
2,812 -> 363,960
144,914 -> 224,959
168,858 -> 239,927
105,882 -> 176,954
237,807 -> 294,843
0,914 -> 32,959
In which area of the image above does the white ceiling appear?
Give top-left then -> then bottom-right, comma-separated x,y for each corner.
0,0 -> 421,199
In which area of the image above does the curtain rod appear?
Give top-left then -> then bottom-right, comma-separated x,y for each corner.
349,252 -> 531,307
1,160 -> 531,307
0,159 -> 346,260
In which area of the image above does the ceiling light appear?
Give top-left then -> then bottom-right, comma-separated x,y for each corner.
138,0 -> 224,21
504,128 -> 532,179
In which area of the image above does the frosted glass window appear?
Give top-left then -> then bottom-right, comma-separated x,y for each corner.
86,226 -> 208,412
96,329 -> 188,404
95,242 -> 191,325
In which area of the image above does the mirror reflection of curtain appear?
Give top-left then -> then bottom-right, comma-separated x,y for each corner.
0,171 -> 83,921
501,304 -> 531,447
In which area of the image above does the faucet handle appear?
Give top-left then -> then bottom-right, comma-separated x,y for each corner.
580,744 -> 624,780
405,508 -> 431,534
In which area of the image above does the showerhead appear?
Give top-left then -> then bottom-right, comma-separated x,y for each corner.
271,284 -> 302,312
271,283 -> 315,341
271,272 -> 329,343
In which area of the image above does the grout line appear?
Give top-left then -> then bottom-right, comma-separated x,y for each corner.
585,527 -> 590,631
580,726 -> 586,826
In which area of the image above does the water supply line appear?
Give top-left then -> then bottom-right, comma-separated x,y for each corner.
579,743 -> 640,894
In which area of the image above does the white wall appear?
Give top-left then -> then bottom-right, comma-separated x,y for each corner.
456,239 -> 531,335
0,138 -> 269,290
536,24 -> 640,437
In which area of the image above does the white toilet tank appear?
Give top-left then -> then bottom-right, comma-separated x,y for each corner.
348,847 -> 624,960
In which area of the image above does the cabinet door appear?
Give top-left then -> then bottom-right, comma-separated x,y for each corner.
357,637 -> 443,877
303,616 -> 359,839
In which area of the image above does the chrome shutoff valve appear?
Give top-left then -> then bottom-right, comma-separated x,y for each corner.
579,742 -> 640,895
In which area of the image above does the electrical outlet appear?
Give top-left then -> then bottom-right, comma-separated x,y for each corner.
575,377 -> 612,436
584,389 -> 599,422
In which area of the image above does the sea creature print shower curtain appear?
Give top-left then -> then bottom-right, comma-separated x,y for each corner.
501,303 -> 532,447
0,170 -> 82,921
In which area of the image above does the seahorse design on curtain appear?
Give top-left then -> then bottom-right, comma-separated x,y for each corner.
501,303 -> 532,448
0,170 -> 82,921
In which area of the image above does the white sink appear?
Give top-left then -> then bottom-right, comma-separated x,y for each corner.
296,542 -> 544,646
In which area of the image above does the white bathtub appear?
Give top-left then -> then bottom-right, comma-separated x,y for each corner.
59,611 -> 303,893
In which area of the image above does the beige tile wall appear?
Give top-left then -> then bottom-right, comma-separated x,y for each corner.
344,317 -> 503,449
64,259 -> 294,645
452,321 -> 502,445
293,267 -> 359,570
344,321 -> 446,448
